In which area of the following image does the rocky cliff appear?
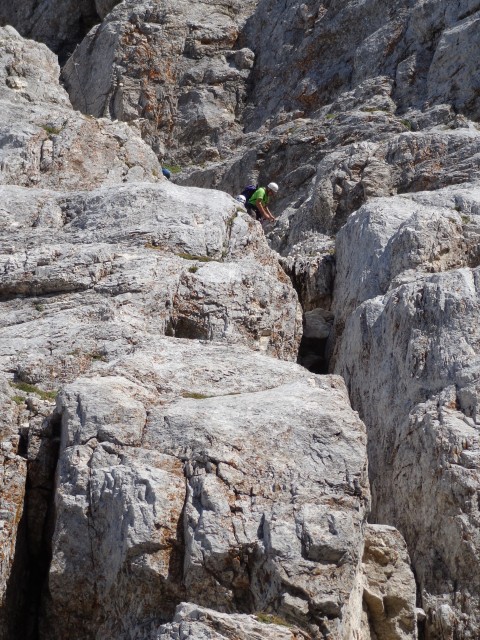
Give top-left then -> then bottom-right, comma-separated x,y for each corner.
1,0 -> 480,638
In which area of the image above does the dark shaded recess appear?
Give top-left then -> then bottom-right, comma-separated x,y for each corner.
297,335 -> 329,374
0,4 -> 101,66
3,412 -> 61,640
58,10 -> 102,66
166,316 -> 210,340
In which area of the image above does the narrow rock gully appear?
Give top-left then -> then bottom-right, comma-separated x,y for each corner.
4,410 -> 62,640
280,255 -> 335,375
281,251 -> 425,640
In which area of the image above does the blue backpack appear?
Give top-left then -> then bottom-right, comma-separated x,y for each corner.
240,184 -> 258,202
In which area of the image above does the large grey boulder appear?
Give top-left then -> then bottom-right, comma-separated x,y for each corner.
0,26 -> 162,191
361,525 -> 418,640
0,180 -> 302,360
46,364 -> 370,639
61,0 -> 257,163
155,602 -> 308,639
334,185 -> 480,636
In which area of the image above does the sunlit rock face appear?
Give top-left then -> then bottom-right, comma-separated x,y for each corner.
334,185 -> 480,636
3,0 -> 480,637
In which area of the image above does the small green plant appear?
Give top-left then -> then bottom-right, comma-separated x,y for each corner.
162,164 -> 182,174
13,395 -> 25,406
10,382 -> 57,401
152,168 -> 159,178
34,302 -> 45,312
461,215 -> 471,225
401,119 -> 413,130
178,252 -> 217,262
361,106 -> 391,113
89,352 -> 107,362
41,124 -> 62,135
188,265 -> 198,273
255,613 -> 292,628
181,392 -> 210,400
325,113 -> 336,120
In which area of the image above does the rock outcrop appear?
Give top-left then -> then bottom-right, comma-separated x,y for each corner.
0,26 -> 162,191
46,360 -> 370,639
0,381 -> 27,637
61,0 -> 257,163
0,22 -> 421,640
334,186 -> 480,636
4,0 -> 480,637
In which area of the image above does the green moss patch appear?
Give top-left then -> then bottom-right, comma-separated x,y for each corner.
255,613 -> 292,628
181,392 -> 210,400
10,382 -> 57,401
178,252 -> 218,262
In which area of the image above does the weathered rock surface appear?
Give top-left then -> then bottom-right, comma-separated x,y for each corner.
0,380 -> 27,637
7,1 -> 478,638
0,26 -> 396,640
62,0 -> 257,164
0,180 -> 302,360
57,0 -> 480,268
44,358 -> 369,639
155,602 -> 309,639
334,185 -> 480,636
0,26 -> 162,191
361,525 -> 418,640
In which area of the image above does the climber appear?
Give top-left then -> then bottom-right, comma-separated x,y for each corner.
246,182 -> 278,223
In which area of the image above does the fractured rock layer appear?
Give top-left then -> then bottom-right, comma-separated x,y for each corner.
334,185 -> 480,636
6,0 -> 480,636
0,23 -> 417,640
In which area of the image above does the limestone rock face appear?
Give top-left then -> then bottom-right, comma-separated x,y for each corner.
0,26 -> 388,640
0,181 -> 302,360
0,0 -> 100,61
46,364 -> 369,639
334,185 -> 480,636
243,0 -> 480,128
61,0 -> 257,164
155,603 -> 309,639
0,5 -> 452,640
57,0 -> 480,269
0,25 -> 419,638
361,525 -> 418,640
0,379 -> 27,636
0,26 -> 162,191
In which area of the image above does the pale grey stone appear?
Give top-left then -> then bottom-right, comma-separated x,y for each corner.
0,26 -> 163,191
45,359 -> 370,639
362,525 -> 418,640
334,187 -> 480,636
155,603 -> 305,639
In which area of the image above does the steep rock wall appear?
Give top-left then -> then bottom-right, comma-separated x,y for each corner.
61,0 -> 258,164
334,186 -> 480,636
0,24 -> 419,640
